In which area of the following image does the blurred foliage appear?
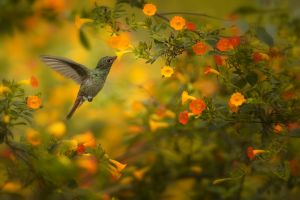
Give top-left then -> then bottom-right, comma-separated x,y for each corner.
0,79 -> 125,199
1,0 -> 300,200
0,80 -> 35,143
0,0 -> 64,35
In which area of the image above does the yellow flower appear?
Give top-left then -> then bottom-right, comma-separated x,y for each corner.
47,121 -> 66,137
170,16 -> 186,30
75,15 -> 93,29
18,79 -> 31,85
109,167 -> 122,180
115,49 -> 132,60
149,119 -> 169,131
18,76 -> 39,88
2,115 -> 10,123
252,52 -> 270,62
76,155 -> 97,174
0,85 -> 11,95
190,166 -> 203,174
181,91 -> 196,105
165,110 -> 176,118
132,100 -> 146,112
161,66 -> 174,78
155,106 -> 176,119
143,3 -> 157,16
229,92 -> 246,107
108,158 -> 127,180
194,80 -> 219,97
109,159 -> 127,172
120,177 -> 133,185
133,167 -> 149,180
72,131 -> 96,148
34,0 -> 66,13
247,146 -> 267,160
274,123 -> 284,133
61,139 -> 78,151
204,67 -> 220,75
150,113 -> 162,121
26,129 -> 41,146
58,155 -> 71,166
228,101 -> 239,113
107,33 -> 130,50
2,181 -> 21,192
260,53 -> 270,60
26,96 -> 42,109
213,177 -> 233,185
176,72 -> 188,83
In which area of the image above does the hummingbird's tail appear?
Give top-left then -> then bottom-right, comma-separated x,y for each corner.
66,96 -> 83,120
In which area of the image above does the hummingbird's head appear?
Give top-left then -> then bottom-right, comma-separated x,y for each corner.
96,56 -> 117,69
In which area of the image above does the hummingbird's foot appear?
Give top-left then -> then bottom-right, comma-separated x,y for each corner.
83,96 -> 93,102
87,96 -> 93,102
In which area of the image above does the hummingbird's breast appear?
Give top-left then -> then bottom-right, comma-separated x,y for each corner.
79,70 -> 108,97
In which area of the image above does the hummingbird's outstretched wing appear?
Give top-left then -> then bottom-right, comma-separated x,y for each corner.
40,55 -> 89,84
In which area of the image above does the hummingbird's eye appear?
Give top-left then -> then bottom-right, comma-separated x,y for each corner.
107,59 -> 112,63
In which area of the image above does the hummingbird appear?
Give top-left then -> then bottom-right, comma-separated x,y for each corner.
40,55 -> 117,119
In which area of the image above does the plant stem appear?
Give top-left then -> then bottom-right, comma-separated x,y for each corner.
236,175 -> 245,200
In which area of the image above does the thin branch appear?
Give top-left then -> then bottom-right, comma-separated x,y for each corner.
158,12 -> 229,21
155,13 -> 169,22
5,139 -> 46,187
236,175 -> 245,200
5,140 -> 34,168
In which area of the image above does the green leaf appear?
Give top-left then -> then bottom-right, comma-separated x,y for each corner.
145,17 -> 152,28
233,6 -> 259,15
212,177 -> 233,185
67,179 -> 78,188
11,122 -> 26,126
236,19 -> 249,35
255,27 -> 274,46
288,129 -> 300,137
246,71 -> 258,85
79,29 -> 91,50
205,39 -> 217,47
0,163 -> 8,186
232,77 -> 247,88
